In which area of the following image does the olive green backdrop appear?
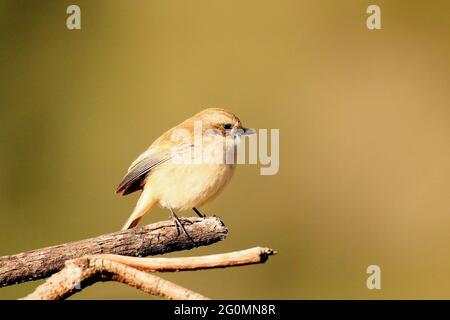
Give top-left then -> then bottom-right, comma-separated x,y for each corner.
1,0 -> 449,299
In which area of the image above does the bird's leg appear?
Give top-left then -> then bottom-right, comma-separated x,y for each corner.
169,207 -> 195,243
193,207 -> 206,218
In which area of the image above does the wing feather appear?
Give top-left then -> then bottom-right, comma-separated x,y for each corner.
116,153 -> 169,195
116,142 -> 194,196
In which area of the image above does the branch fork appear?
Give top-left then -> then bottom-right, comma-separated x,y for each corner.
0,217 -> 276,300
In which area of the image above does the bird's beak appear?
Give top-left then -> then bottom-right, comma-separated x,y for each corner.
238,127 -> 256,136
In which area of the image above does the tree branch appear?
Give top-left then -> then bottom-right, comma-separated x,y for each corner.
22,258 -> 209,300
0,217 -> 227,287
21,247 -> 276,300
94,246 -> 276,271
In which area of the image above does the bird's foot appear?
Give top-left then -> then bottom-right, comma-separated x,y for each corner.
169,209 -> 195,244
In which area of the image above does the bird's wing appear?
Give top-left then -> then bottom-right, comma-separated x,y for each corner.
116,143 -> 193,196
116,151 -> 168,196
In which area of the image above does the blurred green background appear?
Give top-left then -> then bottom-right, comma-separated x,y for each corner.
1,0 -> 450,299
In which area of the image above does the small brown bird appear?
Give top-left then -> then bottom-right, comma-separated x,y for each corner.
116,108 -> 253,234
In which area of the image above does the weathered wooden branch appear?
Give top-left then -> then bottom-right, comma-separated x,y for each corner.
0,217 -> 227,287
22,247 -> 275,300
22,257 -> 210,300
95,247 -> 276,272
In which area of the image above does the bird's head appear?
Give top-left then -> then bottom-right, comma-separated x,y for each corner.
192,108 -> 254,137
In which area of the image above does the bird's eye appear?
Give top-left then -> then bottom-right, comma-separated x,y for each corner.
223,124 -> 232,130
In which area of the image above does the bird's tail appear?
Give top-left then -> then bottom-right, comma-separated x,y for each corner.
122,188 -> 157,230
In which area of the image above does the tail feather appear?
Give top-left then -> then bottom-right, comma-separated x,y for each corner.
122,188 -> 157,230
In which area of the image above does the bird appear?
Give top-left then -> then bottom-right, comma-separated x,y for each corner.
116,108 -> 254,237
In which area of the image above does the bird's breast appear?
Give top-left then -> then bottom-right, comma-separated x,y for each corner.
147,162 -> 235,211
